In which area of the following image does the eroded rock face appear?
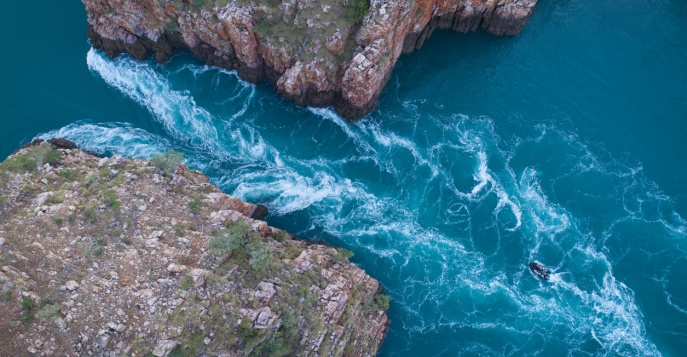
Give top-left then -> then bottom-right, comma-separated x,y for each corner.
0,140 -> 388,356
83,0 -> 537,119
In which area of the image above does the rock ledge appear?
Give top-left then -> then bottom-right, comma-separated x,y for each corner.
83,0 -> 538,119
0,139 -> 388,356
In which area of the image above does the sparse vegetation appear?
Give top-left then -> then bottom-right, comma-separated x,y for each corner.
210,221 -> 276,275
21,297 -> 35,321
333,247 -> 355,263
83,207 -> 95,221
164,20 -> 178,33
187,197 -> 204,214
59,168 -> 78,181
21,297 -> 35,310
345,0 -> 370,24
282,242 -> 302,260
180,276 -> 194,290
85,237 -> 105,258
102,189 -> 120,211
0,145 -> 389,355
364,293 -> 390,312
252,330 -> 290,357
272,230 -> 287,242
50,191 -> 65,204
35,303 -> 60,319
249,243 -> 275,273
0,146 -> 62,173
150,150 -> 183,174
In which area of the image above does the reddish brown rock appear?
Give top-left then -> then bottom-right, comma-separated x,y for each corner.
82,0 -> 537,119
0,142 -> 389,356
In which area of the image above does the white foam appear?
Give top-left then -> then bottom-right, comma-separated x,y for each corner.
87,48 -> 227,157
307,107 -> 376,154
70,52 -> 682,354
38,122 -> 169,158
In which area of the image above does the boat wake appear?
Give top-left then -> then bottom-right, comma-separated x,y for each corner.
36,48 -> 687,356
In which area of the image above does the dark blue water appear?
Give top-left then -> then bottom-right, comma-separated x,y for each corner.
2,0 -> 686,355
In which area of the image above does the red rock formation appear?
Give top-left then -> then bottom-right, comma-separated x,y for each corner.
83,0 -> 537,119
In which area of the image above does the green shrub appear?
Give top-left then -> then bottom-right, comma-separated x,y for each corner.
253,330 -> 290,357
3,154 -> 37,172
85,237 -> 105,258
150,150 -> 184,174
59,168 -> 77,181
164,20 -> 178,34
83,207 -> 95,221
42,149 -> 62,166
180,275 -> 194,290
0,196 -> 7,206
365,293 -> 390,312
344,0 -> 370,24
282,244 -> 302,260
344,344 -> 355,356
1,146 -> 61,173
21,297 -> 35,311
103,189 -> 120,210
272,230 -> 287,242
254,19 -> 270,37
187,197 -> 204,214
333,247 -> 354,263
84,174 -> 97,186
237,318 -> 257,339
35,304 -> 59,319
50,191 -> 65,204
210,221 -> 256,256
249,244 -> 275,273
211,221 -> 275,274
21,297 -> 35,321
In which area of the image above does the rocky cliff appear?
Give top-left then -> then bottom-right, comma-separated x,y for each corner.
83,0 -> 537,119
0,139 -> 388,356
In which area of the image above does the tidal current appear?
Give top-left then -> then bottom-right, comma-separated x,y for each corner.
2,0 -> 687,355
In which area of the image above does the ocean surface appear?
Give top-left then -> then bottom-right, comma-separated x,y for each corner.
2,0 -> 687,355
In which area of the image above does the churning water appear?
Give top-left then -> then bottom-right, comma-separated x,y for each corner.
2,0 -> 687,355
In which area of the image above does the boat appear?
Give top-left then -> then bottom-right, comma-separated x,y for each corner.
529,262 -> 550,280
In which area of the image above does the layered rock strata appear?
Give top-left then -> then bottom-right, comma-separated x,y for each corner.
83,0 -> 538,119
0,140 -> 388,356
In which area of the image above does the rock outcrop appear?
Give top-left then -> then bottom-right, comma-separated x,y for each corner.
0,140 -> 388,356
83,0 -> 538,119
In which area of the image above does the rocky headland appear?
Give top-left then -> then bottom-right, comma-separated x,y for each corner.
83,0 -> 538,119
0,139 -> 388,356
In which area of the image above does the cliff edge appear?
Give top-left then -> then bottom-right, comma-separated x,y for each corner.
0,139 -> 388,356
83,0 -> 538,119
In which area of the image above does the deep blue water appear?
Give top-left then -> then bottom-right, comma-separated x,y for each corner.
2,0 -> 687,355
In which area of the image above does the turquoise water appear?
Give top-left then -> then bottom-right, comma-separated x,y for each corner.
2,0 -> 687,355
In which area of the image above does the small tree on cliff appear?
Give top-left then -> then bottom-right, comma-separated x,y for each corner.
345,0 -> 370,24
